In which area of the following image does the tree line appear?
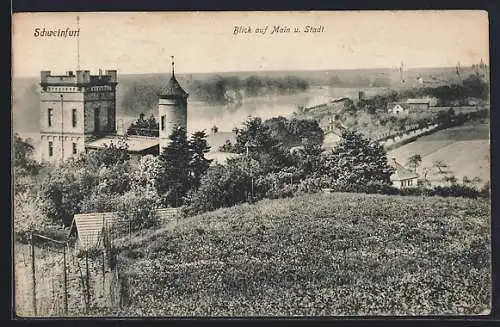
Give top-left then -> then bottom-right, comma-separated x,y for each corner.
120,75 -> 310,114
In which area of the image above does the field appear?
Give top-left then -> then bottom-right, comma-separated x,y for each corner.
388,121 -> 490,185
113,192 -> 490,316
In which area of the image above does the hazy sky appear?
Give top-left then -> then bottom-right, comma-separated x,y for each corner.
12,11 -> 489,78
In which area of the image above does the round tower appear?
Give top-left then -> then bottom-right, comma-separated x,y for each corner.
158,56 -> 189,152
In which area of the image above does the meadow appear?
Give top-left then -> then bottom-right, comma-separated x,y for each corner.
113,192 -> 491,316
388,121 -> 490,185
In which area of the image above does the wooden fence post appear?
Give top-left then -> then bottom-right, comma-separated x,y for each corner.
63,244 -> 68,315
85,250 -> 90,308
30,233 -> 37,316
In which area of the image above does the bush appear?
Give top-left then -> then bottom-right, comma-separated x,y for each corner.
429,185 -> 480,199
398,187 -> 427,197
256,172 -> 297,200
184,164 -> 252,216
330,181 -> 399,195
115,188 -> 162,229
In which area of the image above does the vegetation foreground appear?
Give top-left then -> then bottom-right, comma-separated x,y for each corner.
116,192 -> 490,316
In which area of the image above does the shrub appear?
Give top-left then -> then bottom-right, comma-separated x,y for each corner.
398,187 -> 427,196
115,188 -> 162,229
14,191 -> 57,243
430,185 -> 480,199
256,172 -> 297,200
331,181 -> 399,195
184,164 -> 252,216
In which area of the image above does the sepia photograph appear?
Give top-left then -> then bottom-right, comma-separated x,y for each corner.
12,10 -> 491,317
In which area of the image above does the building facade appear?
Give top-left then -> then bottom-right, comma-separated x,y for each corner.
389,158 -> 419,189
39,70 -> 118,163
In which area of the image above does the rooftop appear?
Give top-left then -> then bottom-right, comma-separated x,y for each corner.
389,158 -> 419,181
72,208 -> 180,249
159,58 -> 188,98
406,98 -> 431,104
40,69 -> 118,86
159,75 -> 189,98
85,135 -> 159,153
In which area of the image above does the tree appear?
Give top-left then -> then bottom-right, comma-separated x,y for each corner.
157,127 -> 192,207
39,166 -> 87,226
184,162 -> 253,215
132,155 -> 163,191
406,154 -> 422,173
418,167 -> 432,187
443,175 -> 458,185
433,160 -> 448,174
189,130 -> 213,189
292,143 -> 324,178
211,125 -> 219,134
13,134 -> 40,176
435,110 -> 454,127
232,117 -> 278,154
322,129 -> 394,188
127,113 -> 159,137
83,137 -> 130,170
38,140 -> 133,226
462,74 -> 489,100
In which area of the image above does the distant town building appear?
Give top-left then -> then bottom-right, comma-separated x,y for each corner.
387,97 -> 437,116
406,98 -> 431,111
303,96 -> 349,113
387,103 -> 409,116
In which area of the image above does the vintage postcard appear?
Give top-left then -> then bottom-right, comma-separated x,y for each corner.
12,11 -> 491,317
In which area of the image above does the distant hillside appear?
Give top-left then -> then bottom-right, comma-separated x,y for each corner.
113,192 -> 490,316
12,66 -> 479,133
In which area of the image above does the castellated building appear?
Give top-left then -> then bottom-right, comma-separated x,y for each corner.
39,62 -> 189,163
39,69 -> 118,163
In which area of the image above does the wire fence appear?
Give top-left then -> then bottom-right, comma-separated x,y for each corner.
14,209 -> 179,317
14,231 -> 126,317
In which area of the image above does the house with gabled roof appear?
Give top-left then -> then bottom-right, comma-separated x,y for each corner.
389,158 -> 419,189
69,208 -> 180,249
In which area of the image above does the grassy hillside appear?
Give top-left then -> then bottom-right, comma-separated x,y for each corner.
114,192 -> 490,316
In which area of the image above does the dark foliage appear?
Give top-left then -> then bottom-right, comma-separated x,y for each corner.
127,113 -> 159,137
156,127 -> 213,207
322,129 -> 395,187
190,75 -> 309,105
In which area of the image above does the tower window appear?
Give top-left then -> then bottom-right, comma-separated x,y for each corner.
72,142 -> 77,154
48,141 -> 53,157
48,108 -> 53,127
161,115 -> 165,131
72,109 -> 77,127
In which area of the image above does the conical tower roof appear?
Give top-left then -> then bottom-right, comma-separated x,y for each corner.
159,56 -> 188,99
